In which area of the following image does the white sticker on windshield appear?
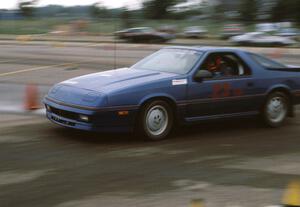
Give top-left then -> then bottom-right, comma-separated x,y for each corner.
172,79 -> 188,86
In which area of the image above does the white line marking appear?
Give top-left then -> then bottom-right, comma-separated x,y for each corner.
0,58 -> 100,77
0,105 -> 45,116
0,60 -> 15,64
0,170 -> 51,186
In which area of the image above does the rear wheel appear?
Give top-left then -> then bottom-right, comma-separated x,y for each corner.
262,92 -> 289,127
138,100 -> 174,141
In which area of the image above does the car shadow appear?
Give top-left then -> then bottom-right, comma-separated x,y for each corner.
51,127 -> 140,144
49,115 -> 289,145
173,116 -> 263,138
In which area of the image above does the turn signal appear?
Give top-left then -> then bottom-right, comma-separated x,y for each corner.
118,111 -> 129,116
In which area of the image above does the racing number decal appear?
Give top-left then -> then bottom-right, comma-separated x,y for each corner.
223,83 -> 231,97
233,88 -> 243,96
211,83 -> 243,98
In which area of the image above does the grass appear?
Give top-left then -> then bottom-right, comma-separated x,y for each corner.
0,18 -> 222,35
0,18 -> 69,34
0,18 -> 260,35
87,19 -> 122,34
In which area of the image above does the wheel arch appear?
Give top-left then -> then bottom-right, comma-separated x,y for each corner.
139,94 -> 177,112
266,85 -> 293,99
265,85 -> 294,117
138,94 -> 178,121
135,95 -> 178,140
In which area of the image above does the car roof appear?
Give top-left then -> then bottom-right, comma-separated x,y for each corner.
164,46 -> 246,53
128,27 -> 152,30
246,32 -> 263,35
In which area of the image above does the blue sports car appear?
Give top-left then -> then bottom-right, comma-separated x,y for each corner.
44,46 -> 300,140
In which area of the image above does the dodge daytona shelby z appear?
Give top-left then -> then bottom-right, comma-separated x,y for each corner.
44,47 -> 300,140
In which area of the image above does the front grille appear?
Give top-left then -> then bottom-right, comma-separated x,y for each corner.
49,106 -> 79,120
51,115 -> 75,126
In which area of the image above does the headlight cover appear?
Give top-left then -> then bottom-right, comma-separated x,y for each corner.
49,85 -> 62,95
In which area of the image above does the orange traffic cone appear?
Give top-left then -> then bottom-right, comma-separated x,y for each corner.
24,84 -> 41,110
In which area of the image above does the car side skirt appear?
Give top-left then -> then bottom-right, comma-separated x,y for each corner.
184,111 -> 259,123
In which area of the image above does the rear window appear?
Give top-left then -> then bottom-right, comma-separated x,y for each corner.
250,53 -> 286,69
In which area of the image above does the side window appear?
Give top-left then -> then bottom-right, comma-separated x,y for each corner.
250,53 -> 286,69
200,52 -> 251,79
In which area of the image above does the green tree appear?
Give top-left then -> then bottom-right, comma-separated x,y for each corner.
89,3 -> 108,18
142,0 -> 185,19
239,0 -> 257,22
213,0 -> 226,20
121,7 -> 132,28
271,0 -> 289,22
271,0 -> 300,23
18,0 -> 38,18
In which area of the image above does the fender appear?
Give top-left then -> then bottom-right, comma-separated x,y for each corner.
265,84 -> 292,95
138,93 -> 186,124
139,93 -> 177,106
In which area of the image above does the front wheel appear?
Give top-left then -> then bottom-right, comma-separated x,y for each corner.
262,92 -> 289,127
138,100 -> 174,141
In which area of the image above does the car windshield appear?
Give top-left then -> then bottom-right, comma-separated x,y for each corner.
131,48 -> 202,74
280,28 -> 297,33
139,28 -> 154,33
250,32 -> 263,38
129,27 -> 154,33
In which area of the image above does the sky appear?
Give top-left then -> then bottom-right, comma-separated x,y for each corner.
0,0 -> 142,9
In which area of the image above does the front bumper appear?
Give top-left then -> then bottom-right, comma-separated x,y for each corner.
44,97 -> 139,133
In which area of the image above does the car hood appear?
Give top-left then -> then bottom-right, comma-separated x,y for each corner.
58,67 -> 178,93
47,68 -> 177,107
47,68 -> 179,107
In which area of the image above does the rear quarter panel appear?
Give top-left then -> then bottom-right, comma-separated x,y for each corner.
242,51 -> 300,105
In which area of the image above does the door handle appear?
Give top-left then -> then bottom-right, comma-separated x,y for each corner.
247,82 -> 254,87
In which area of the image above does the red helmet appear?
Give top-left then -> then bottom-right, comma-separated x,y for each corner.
207,56 -> 222,72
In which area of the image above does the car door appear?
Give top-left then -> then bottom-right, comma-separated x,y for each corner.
186,52 -> 258,120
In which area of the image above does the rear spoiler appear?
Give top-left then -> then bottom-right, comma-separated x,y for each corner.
268,67 -> 300,72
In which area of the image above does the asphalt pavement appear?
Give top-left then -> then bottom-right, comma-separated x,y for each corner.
1,42 -> 300,207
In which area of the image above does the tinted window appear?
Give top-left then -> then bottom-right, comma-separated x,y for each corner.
132,49 -> 202,74
250,53 -> 285,69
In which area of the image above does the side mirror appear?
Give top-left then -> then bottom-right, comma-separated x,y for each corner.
194,70 -> 213,82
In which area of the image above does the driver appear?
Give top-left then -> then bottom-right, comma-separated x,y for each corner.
207,56 -> 222,77
219,57 -> 235,76
207,56 -> 234,77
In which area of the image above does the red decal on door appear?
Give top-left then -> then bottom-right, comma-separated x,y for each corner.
233,88 -> 243,96
211,83 -> 242,98
223,83 -> 231,97
212,84 -> 222,98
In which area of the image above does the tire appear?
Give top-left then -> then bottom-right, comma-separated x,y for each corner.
138,100 -> 174,141
262,92 -> 289,127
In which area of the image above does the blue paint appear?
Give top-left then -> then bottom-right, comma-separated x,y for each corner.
44,47 -> 300,132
